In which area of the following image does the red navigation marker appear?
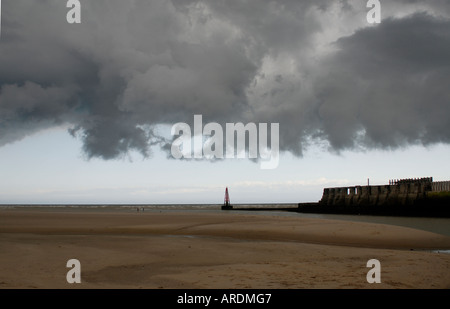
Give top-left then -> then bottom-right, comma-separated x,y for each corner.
224,187 -> 230,205
222,187 -> 233,210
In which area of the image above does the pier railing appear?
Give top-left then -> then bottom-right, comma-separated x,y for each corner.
432,181 -> 450,192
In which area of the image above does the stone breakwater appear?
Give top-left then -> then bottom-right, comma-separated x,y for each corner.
297,178 -> 450,217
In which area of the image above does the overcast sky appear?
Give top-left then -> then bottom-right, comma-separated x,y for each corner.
1,0 -> 449,204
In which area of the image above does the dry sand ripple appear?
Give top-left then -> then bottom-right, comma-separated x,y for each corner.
1,209 -> 449,289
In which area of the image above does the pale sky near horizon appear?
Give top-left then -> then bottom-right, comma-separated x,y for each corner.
1,1 -> 450,204
1,125 -> 449,204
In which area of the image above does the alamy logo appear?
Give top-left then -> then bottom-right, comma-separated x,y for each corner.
66,259 -> 81,284
67,0 -> 81,24
171,115 -> 279,169
366,259 -> 381,283
367,0 -> 381,24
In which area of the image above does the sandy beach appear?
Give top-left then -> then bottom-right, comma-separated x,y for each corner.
1,208 -> 450,289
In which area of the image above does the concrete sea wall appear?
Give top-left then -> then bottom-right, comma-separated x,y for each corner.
297,178 -> 450,217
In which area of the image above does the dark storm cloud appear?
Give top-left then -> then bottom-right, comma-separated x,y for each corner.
314,12 -> 450,151
0,0 -> 449,160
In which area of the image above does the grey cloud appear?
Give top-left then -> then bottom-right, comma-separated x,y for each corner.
0,0 -> 449,161
0,82 -> 79,145
314,12 -> 450,150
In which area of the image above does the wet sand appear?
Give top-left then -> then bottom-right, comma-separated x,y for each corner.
1,209 -> 450,289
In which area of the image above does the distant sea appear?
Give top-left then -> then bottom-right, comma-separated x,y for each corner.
1,203 -> 450,237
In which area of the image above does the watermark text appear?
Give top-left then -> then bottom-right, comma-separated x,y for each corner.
366,259 -> 381,283
171,115 -> 279,169
66,259 -> 81,284
367,0 -> 381,24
